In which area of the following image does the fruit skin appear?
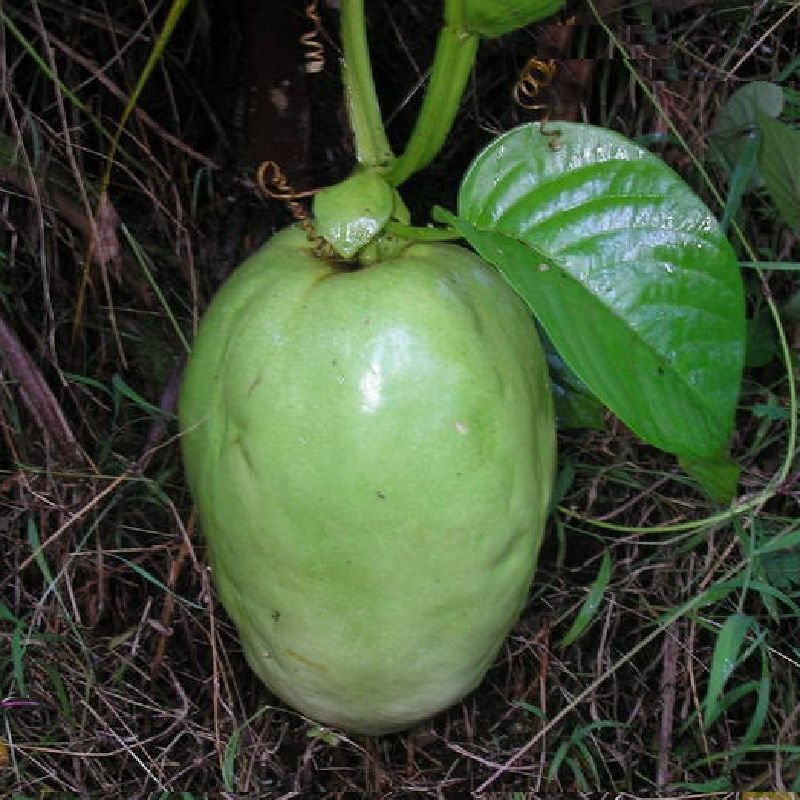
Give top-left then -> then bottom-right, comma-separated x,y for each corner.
179,225 -> 555,735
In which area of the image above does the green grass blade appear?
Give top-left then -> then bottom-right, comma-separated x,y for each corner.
703,613 -> 753,728
675,777 -> 732,792
560,549 -> 612,647
63,372 -> 112,395
564,755 -> 590,791
221,704 -> 274,792
572,738 -> 600,783
739,649 -> 770,749
111,374 -> 172,419
1,13 -> 88,114
570,719 -> 628,740
0,602 -> 19,623
45,664 -> 73,726
109,554 -> 203,610
546,739 -> 571,783
740,578 -> 800,616
739,261 -> 800,271
11,626 -> 27,697
120,222 -> 191,353
754,525 -> 800,555
221,729 -> 241,792
74,0 -> 190,334
516,702 -> 547,720
26,518 -> 54,585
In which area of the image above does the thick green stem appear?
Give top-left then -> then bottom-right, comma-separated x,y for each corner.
385,24 -> 479,187
340,0 -> 393,167
444,0 -> 466,29
384,221 -> 461,241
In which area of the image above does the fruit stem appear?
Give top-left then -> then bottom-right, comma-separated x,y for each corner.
383,221 -> 461,241
384,1 -> 478,187
340,0 -> 394,168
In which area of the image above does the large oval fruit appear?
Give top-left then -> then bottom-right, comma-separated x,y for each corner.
179,225 -> 555,734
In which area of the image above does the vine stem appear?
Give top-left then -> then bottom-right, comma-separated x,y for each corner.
385,20 -> 478,187
339,0 -> 478,185
340,0 -> 393,167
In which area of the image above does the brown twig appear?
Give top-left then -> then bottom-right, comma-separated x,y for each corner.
657,623 -> 679,787
150,509 -> 195,678
0,164 -> 94,241
0,308 -> 82,464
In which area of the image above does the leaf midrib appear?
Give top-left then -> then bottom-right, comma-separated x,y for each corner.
468,156 -> 685,227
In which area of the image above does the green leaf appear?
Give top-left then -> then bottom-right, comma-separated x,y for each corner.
447,122 -> 745,468
543,334 -> 606,430
559,549 -> 612,648
672,578 -> 740,617
756,111 -> 800,230
711,81 -> 784,177
710,81 -> 782,194
686,659 -> 769,769
720,131 -> 760,232
463,0 -> 564,37
703,613 -> 753,728
312,171 -> 395,258
679,451 -> 739,505
745,309 -> 777,368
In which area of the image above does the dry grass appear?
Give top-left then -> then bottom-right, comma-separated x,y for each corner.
1,1 -> 798,797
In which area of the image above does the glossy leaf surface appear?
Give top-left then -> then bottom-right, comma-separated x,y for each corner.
450,122 -> 746,462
